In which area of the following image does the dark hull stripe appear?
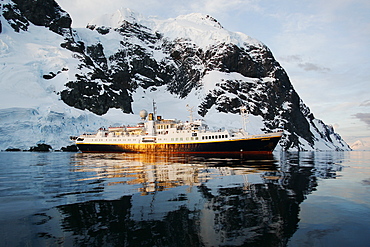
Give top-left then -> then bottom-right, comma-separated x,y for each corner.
77,136 -> 281,153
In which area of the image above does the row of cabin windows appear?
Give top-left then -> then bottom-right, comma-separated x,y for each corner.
157,125 -> 173,129
202,135 -> 228,140
170,137 -> 199,141
91,135 -> 227,142
93,139 -> 134,142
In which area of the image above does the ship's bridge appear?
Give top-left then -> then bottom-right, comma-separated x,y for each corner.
155,119 -> 178,131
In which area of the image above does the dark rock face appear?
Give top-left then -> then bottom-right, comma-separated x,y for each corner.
29,143 -> 52,152
2,0 -> 349,150
61,145 -> 78,152
9,0 -> 72,35
2,2 -> 30,32
5,148 -> 22,152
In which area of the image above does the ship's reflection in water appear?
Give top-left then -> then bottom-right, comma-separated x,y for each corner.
39,152 -> 342,246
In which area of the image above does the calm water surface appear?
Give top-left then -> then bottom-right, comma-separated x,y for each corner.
0,151 -> 369,246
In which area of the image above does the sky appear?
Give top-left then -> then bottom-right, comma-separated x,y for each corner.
56,0 -> 370,144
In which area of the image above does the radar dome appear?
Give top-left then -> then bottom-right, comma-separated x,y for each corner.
139,109 -> 148,120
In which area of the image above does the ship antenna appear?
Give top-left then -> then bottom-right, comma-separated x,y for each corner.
186,104 -> 194,122
240,106 -> 249,134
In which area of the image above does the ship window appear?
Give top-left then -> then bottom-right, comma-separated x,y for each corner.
176,138 -> 178,141
171,138 -> 174,141
186,137 -> 189,140
192,133 -> 197,137
195,137 -> 198,140
180,138 -> 183,141
219,135 -> 221,139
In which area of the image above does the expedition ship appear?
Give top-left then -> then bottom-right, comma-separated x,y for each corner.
71,106 -> 283,154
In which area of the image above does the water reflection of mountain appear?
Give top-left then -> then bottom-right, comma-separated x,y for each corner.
39,152 -> 343,246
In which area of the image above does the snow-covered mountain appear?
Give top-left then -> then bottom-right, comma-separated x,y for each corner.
350,140 -> 370,151
0,0 -> 350,151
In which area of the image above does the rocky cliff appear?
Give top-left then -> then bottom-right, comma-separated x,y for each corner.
0,0 -> 350,150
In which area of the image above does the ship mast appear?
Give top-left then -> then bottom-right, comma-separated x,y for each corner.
240,106 -> 248,134
186,104 -> 194,122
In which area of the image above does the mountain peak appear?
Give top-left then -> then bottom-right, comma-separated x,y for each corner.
350,140 -> 370,150
86,8 -> 262,49
172,13 -> 224,29
151,13 -> 262,49
87,8 -> 144,28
